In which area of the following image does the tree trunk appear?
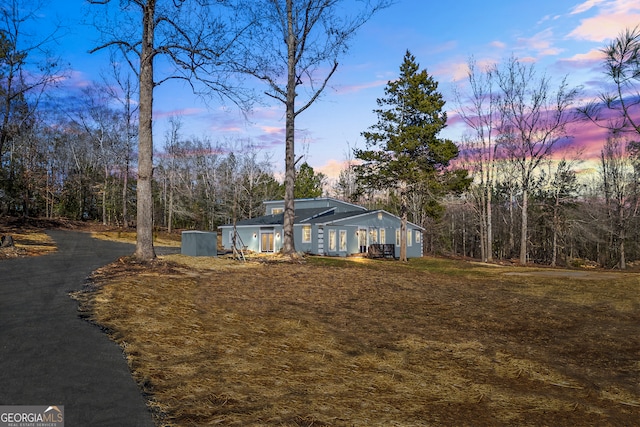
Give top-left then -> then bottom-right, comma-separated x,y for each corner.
619,207 -> 626,270
134,0 -> 156,261
479,189 -> 487,262
282,0 -> 296,256
168,173 -> 174,234
462,209 -> 467,257
122,161 -> 129,228
400,189 -> 408,262
551,195 -> 559,267
1,235 -> 14,248
519,188 -> 528,265
103,164 -> 108,226
122,83 -> 132,230
486,188 -> 493,261
508,187 -> 515,257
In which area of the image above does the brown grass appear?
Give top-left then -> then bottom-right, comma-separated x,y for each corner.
91,230 -> 182,247
0,224 -> 56,258
78,256 -> 640,426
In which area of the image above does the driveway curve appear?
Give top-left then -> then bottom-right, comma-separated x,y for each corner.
0,230 -> 155,427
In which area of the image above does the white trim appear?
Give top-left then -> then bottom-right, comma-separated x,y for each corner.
317,227 -> 324,254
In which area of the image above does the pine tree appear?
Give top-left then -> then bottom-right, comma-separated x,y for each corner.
354,50 -> 468,261
294,162 -> 326,199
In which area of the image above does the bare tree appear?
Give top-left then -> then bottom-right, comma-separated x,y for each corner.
71,83 -> 124,225
0,0 -> 66,214
599,134 -> 638,269
162,116 -> 182,234
493,56 -> 579,265
101,57 -> 139,228
89,0 -> 250,260
455,58 -> 501,262
240,0 -> 392,257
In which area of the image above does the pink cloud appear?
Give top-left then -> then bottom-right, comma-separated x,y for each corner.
568,48 -> 606,62
259,126 -> 284,137
154,107 -> 205,120
435,61 -> 472,82
516,28 -> 564,57
314,158 -> 362,181
569,0 -> 640,42
570,0 -> 608,15
59,70 -> 92,89
568,13 -> 640,42
250,106 -> 283,121
334,79 -> 389,95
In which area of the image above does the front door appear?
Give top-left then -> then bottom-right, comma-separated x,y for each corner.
261,231 -> 274,253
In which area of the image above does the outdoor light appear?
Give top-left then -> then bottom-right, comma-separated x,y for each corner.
276,233 -> 281,239
253,233 -> 257,239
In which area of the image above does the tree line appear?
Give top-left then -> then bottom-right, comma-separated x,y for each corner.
2,0 -> 640,268
337,29 -> 640,269
1,0 -> 388,260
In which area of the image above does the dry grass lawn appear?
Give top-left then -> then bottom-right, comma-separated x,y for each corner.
76,254 -> 640,426
91,230 -> 182,247
0,220 -> 56,258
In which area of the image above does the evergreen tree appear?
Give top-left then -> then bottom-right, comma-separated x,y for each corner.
294,162 -> 325,199
354,50 -> 468,261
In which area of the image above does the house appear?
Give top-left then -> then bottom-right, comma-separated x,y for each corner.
219,197 -> 424,258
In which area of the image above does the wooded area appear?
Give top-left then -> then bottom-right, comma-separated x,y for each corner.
2,1 -> 640,268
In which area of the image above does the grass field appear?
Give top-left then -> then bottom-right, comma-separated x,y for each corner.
76,253 -> 640,426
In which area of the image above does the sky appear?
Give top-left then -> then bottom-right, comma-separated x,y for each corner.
28,0 -> 640,181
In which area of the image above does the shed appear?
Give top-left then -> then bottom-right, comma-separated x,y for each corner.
181,231 -> 217,256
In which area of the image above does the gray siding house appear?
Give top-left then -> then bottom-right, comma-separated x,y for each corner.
219,197 -> 424,258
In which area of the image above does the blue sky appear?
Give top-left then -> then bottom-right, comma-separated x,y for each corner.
34,0 -> 640,180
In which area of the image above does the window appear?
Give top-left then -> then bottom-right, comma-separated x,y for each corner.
329,230 -> 337,251
380,228 -> 386,244
369,228 -> 378,244
407,228 -> 412,247
395,228 -> 400,246
415,230 -> 421,243
261,231 -> 274,252
339,230 -> 347,251
302,225 -> 312,243
271,207 -> 283,214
